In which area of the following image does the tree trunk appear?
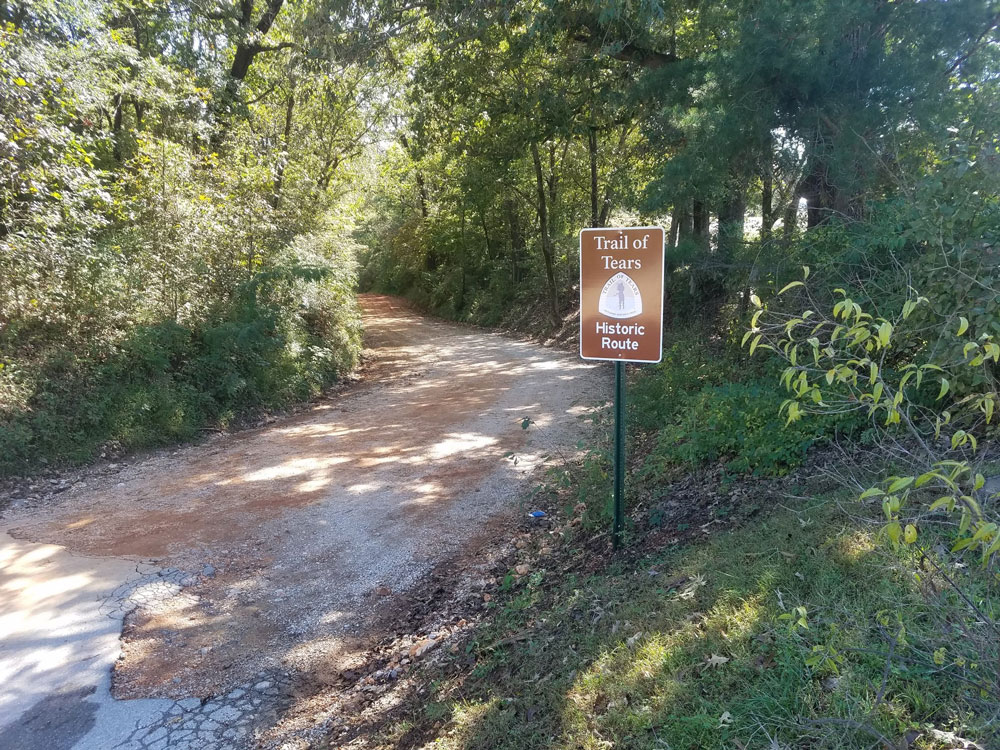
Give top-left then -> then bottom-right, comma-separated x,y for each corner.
530,141 -> 560,327
692,200 -> 710,249
415,172 -> 429,218
477,204 -> 493,257
717,191 -> 746,261
111,93 -> 124,161
678,199 -> 694,243
668,204 -> 681,248
271,91 -> 295,210
211,0 -> 287,150
761,163 -> 774,243
597,124 -> 629,227
664,205 -> 681,328
689,199 -> 710,299
547,142 -> 563,231
505,197 -> 524,285
783,198 -> 799,244
398,133 -> 429,218
588,126 -> 599,227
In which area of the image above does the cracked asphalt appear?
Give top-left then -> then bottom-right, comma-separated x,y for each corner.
0,295 -> 603,749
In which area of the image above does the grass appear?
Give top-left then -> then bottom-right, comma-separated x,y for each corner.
374,491 -> 997,750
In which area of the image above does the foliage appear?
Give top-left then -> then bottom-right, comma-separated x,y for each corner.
626,336 -> 862,484
645,379 -> 861,479
0,2 -> 373,474
628,338 -> 728,432
747,191 -> 1000,560
744,146 -> 1000,713
0,253 -> 360,475
354,0 -> 1000,337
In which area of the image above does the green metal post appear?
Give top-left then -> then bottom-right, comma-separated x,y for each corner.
613,360 -> 626,548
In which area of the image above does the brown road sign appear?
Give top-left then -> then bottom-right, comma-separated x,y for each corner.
579,226 -> 665,363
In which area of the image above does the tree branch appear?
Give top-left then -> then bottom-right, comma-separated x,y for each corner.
571,32 -> 677,69
250,41 -> 296,54
944,11 -> 1000,76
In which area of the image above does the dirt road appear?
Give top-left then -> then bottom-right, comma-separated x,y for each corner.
0,295 -> 602,749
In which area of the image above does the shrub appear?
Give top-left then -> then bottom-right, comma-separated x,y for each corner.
0,254 -> 361,476
628,337 -> 727,432
643,379 -> 860,479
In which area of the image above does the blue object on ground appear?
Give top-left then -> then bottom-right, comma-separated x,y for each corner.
529,510 -> 546,518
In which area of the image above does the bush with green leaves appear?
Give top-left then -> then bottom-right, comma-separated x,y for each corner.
746,259 -> 1000,705
0,255 -> 360,476
0,7 -> 371,476
748,271 -> 999,551
628,338 -> 727,431
644,379 -> 863,479
629,337 -> 862,482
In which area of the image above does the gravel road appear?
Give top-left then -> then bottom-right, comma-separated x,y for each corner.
0,295 -> 603,749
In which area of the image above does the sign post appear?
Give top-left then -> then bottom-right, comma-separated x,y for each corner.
579,226 -> 665,548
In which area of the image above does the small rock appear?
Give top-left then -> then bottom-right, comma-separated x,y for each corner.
515,564 -> 531,576
210,705 -> 242,723
203,564 -> 216,579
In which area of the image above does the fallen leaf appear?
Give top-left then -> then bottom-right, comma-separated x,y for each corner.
409,638 -> 439,659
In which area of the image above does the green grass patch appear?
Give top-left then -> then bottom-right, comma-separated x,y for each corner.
394,500 -> 996,749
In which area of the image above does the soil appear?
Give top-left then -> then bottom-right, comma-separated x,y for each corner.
1,295 -> 605,706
